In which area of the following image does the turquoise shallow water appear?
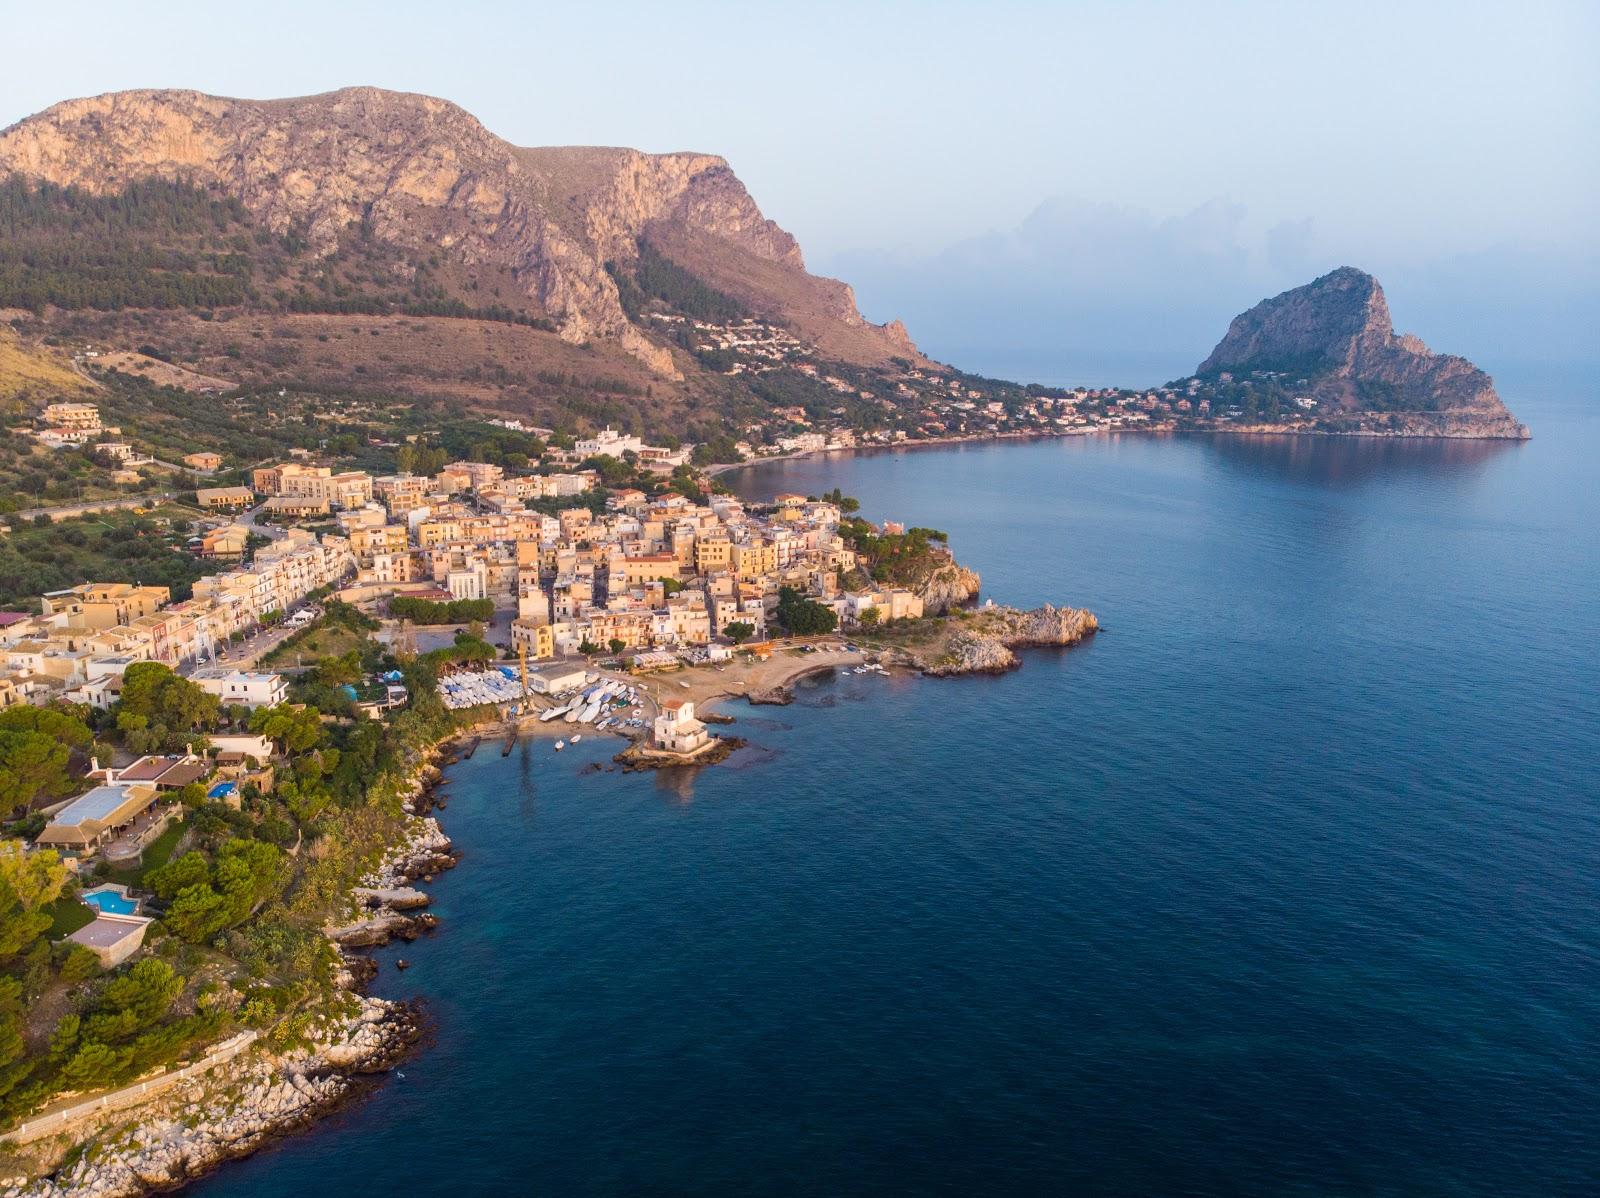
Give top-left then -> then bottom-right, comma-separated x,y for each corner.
198,370 -> 1598,1196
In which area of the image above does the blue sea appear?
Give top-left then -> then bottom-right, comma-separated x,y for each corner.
198,367 -> 1598,1196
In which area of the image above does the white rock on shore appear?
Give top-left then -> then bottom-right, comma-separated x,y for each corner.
4,997 -> 418,1198
919,603 -> 1098,676
924,631 -> 1019,675
6,811 -> 457,1198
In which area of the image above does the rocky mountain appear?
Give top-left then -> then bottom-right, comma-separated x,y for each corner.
0,87 -> 917,380
1198,267 -> 1527,438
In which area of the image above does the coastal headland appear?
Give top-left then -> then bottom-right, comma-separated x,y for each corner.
1,481 -> 1096,1198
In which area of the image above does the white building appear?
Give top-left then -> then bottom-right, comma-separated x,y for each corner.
526,663 -> 589,695
191,669 -> 289,709
653,698 -> 711,755
575,427 -> 644,458
446,560 -> 488,602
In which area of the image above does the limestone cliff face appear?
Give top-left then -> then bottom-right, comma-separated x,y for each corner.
917,561 -> 982,614
1198,267 -> 1527,438
919,604 -> 1099,676
0,87 -> 915,373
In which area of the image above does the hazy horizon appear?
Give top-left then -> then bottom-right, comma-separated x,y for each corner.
5,0 -> 1595,388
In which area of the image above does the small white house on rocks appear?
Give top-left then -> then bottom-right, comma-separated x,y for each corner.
653,699 -> 711,755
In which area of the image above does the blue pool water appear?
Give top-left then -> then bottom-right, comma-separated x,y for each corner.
80,888 -> 137,916
197,367 -> 1598,1196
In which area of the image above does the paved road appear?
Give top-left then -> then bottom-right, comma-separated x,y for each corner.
237,501 -> 287,541
12,492 -> 174,522
175,602 -> 325,677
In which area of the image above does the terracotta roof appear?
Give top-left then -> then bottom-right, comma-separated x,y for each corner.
153,761 -> 210,788
117,756 -> 183,782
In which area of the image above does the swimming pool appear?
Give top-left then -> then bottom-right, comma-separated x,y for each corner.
81,886 -> 138,916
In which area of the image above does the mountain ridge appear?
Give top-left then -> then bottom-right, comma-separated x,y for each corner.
0,86 -> 917,376
0,89 -> 1525,442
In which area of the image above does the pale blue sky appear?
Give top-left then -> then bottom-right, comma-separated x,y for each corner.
4,0 -> 1596,381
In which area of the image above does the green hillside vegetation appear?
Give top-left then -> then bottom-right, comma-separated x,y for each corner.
0,510 -> 212,608
0,623 -> 491,1125
839,517 -> 951,586
0,174 -> 555,331
0,437 -> 163,513
0,176 -> 255,312
608,242 -> 748,324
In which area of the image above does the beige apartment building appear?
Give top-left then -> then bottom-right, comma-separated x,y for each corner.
41,402 -> 102,430
197,486 -> 254,509
255,463 -> 373,510
41,584 -> 170,631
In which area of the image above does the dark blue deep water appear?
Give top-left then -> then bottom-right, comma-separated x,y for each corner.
200,372 -> 1598,1196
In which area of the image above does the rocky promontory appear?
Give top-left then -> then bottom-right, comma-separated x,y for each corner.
917,562 -> 983,615
3,810 -> 456,1198
1197,267 -> 1528,438
326,815 -> 455,947
4,996 -> 419,1198
915,603 -> 1099,676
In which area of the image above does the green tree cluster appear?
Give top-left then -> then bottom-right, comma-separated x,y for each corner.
149,840 -> 289,943
0,706 -> 92,818
838,518 -> 950,586
388,595 -> 494,624
775,587 -> 838,636
115,663 -> 220,754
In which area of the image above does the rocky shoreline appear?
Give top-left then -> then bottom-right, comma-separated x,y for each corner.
4,768 -> 459,1198
4,994 -> 421,1198
1,610 -> 1098,1195
911,604 -> 1100,676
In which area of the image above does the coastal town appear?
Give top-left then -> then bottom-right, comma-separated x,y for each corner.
0,385 -> 1102,1195
2,409 -> 942,714
637,312 -> 1329,449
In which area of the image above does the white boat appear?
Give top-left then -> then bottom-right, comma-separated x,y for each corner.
570,734 -> 582,744
554,740 -> 565,751
579,698 -> 603,723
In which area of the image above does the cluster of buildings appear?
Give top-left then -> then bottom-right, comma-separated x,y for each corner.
31,401 -> 112,449
32,737 -> 283,963
649,318 -> 1324,451
0,530 -> 349,710
565,426 -> 690,469
29,403 -> 228,483
332,467 -> 926,661
30,403 -> 150,485
647,314 -> 808,377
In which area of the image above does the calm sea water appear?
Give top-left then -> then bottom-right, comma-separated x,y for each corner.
199,369 -> 1598,1196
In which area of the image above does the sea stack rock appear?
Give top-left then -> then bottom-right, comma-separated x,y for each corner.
1198,267 -> 1529,438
